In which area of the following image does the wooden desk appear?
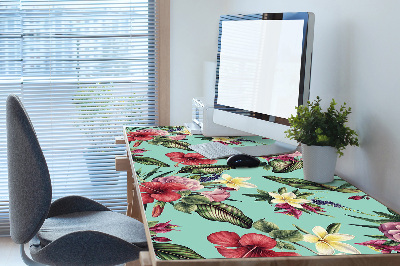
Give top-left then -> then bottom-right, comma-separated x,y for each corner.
118,126 -> 400,266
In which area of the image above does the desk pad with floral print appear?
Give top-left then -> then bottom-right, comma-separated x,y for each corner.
124,126 -> 400,260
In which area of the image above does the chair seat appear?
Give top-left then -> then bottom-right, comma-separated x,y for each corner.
37,211 -> 147,248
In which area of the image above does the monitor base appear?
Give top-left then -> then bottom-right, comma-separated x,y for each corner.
233,141 -> 299,157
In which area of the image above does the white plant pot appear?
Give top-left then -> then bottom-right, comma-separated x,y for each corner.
301,144 -> 338,183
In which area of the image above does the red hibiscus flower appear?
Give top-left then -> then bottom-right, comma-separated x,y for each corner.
207,231 -> 301,258
127,129 -> 168,142
139,182 -> 188,204
165,152 -> 218,166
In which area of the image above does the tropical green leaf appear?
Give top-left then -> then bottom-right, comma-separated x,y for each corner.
263,176 -> 362,193
147,221 -> 159,228
243,189 -> 273,202
269,159 -> 303,173
181,195 -> 211,205
365,235 -> 388,239
383,240 -> 400,246
260,162 -> 272,171
177,190 -> 192,197
275,241 -> 297,250
178,164 -> 231,174
337,183 -> 353,189
295,192 -> 314,199
292,224 -> 311,235
269,230 -> 303,242
153,243 -> 205,260
326,223 -> 341,234
388,208 -> 400,217
148,136 -> 191,150
132,156 -> 169,167
253,219 -> 279,233
174,202 -> 198,214
349,224 -> 380,229
149,170 -> 175,181
195,202 -> 253,229
347,214 -> 395,224
278,187 -> 287,194
373,211 -> 400,220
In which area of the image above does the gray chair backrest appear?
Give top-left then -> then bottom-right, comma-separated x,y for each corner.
7,94 -> 52,244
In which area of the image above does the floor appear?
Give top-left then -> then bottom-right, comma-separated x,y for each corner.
0,237 -> 25,266
0,236 -> 141,266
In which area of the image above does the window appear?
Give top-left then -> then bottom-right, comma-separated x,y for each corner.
0,0 -> 169,236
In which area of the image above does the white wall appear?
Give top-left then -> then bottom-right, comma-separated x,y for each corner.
170,0 -> 400,212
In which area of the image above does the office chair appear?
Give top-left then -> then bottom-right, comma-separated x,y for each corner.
6,94 -> 147,265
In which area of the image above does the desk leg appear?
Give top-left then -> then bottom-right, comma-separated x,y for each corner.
127,169 -> 143,223
125,252 -> 151,266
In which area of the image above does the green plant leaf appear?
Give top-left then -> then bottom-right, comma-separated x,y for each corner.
365,235 -> 389,239
178,165 -> 231,174
347,214 -> 396,224
388,208 -> 400,217
195,202 -> 253,229
132,156 -> 169,167
269,159 -> 303,173
263,176 -> 362,193
153,243 -> 205,260
148,136 -> 191,150
253,219 -> 280,233
326,223 -> 341,234
349,224 -> 380,229
278,187 -> 287,194
373,211 -> 400,219
181,195 -> 211,205
174,202 -> 198,214
269,230 -> 303,242
147,221 -> 159,228
243,189 -> 273,202
383,240 -> 400,246
275,241 -> 297,250
292,224 -> 311,235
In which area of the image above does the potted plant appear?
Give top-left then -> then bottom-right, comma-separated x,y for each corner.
285,96 -> 359,183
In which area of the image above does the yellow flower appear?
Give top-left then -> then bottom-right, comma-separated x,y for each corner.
212,137 -> 231,142
215,174 -> 257,190
303,226 -> 361,255
268,192 -> 311,209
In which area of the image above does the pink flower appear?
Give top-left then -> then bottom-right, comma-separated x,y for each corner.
127,128 -> 168,141
201,189 -> 231,202
379,222 -> 400,242
207,231 -> 301,258
132,149 -> 146,154
165,152 -> 218,166
355,239 -> 400,253
149,220 -> 179,233
168,135 -> 187,140
152,237 -> 171,242
274,203 -> 325,219
275,203 -> 303,219
263,151 -> 302,162
348,195 -> 369,200
152,176 -> 204,191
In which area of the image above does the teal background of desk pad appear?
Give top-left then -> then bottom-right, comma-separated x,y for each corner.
125,126 -> 400,260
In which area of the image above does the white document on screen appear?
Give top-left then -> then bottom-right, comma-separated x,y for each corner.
217,19 -> 304,119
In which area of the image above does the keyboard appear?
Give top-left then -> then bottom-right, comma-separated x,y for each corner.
189,142 -> 242,159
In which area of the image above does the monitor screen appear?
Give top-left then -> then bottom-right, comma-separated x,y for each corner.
217,19 -> 304,119
212,13 -> 314,155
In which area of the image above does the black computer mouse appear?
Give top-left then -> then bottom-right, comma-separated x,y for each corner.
227,154 -> 261,168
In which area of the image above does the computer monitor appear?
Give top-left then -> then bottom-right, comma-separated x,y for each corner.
213,12 -> 315,156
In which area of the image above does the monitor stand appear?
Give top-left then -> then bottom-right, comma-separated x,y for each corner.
232,141 -> 299,157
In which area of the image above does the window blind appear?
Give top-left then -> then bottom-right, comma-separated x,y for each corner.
0,0 -> 160,236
